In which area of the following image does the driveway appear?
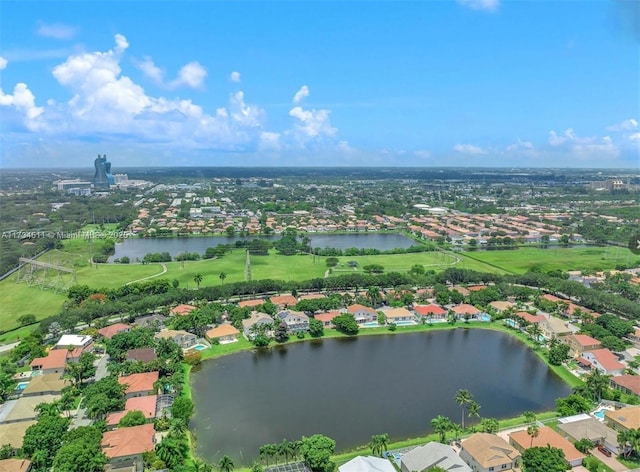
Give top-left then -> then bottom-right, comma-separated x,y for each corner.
95,353 -> 109,380
591,448 -> 631,472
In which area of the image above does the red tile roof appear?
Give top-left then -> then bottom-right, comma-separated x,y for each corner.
238,299 -> 264,308
414,304 -> 446,316
171,304 -> 197,316
206,324 -> 240,339
314,311 -> 341,322
101,423 -> 155,459
569,334 -> 601,347
517,312 -> 545,324
509,427 -> 584,464
451,304 -> 480,315
98,323 -> 131,339
106,395 -> 158,426
542,294 -> 562,302
611,375 -> 640,396
347,304 -> 377,315
118,371 -> 159,395
30,349 -> 68,370
269,295 -> 298,307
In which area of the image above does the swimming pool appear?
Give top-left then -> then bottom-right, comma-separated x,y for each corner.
361,322 -> 379,328
16,382 -> 29,391
193,344 -> 208,351
593,407 -> 613,420
395,320 -> 417,326
479,314 -> 491,322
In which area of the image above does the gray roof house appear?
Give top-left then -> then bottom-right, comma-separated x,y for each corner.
400,442 -> 472,472
242,312 -> 274,338
277,310 -> 309,333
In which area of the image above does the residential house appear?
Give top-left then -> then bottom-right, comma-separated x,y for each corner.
154,329 -> 198,349
106,395 -> 159,429
0,422 -> 35,452
400,442 -> 471,472
98,323 -> 132,340
414,304 -> 447,321
565,334 -> 602,357
451,286 -> 471,297
539,316 -> 574,340
299,293 -> 326,301
269,295 -> 298,309
54,334 -> 93,352
118,371 -> 159,399
459,433 -> 520,472
125,348 -> 158,364
383,307 -> 415,324
0,395 -> 60,423
132,314 -> 167,330
338,456 -> 395,472
29,349 -> 68,375
101,423 -> 156,471
582,349 -> 625,376
509,426 -> 584,467
610,375 -> 640,397
514,311 -> 546,326
451,304 -> 480,320
206,324 -> 240,343
277,310 -> 309,333
489,301 -> 515,313
241,312 -> 273,338
0,459 -> 31,472
557,417 -> 620,455
314,311 -> 341,328
21,373 -> 70,397
347,304 -> 378,324
605,406 -> 640,433
170,304 -> 197,316
238,299 -> 264,309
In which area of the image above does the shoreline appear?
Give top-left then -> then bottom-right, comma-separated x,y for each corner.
185,320 -> 582,468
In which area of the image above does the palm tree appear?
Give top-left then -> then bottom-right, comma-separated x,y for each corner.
585,369 -> 610,401
378,433 -> 389,455
219,455 -> 235,472
467,400 -> 481,425
451,423 -> 463,441
290,440 -> 302,461
369,435 -> 381,457
193,459 -> 214,472
430,415 -> 453,443
220,272 -> 227,285
526,424 -> 540,447
279,439 -> 290,464
367,286 -> 381,307
194,273 -> 203,289
523,410 -> 537,426
454,389 -> 473,429
527,323 -> 543,345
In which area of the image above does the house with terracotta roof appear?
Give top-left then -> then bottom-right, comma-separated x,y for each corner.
347,304 -> 378,324
383,307 -> 415,324
206,324 -> 240,343
0,458 -> 31,472
451,286 -> 471,297
98,323 -> 131,339
605,405 -> 640,432
451,304 -> 480,319
611,375 -> 640,397
101,423 -> 156,471
105,395 -> 159,429
270,295 -> 298,309
314,311 -> 341,328
118,371 -> 159,399
459,433 -> 520,472
238,298 -> 265,308
565,334 -> 602,357
541,294 -> 563,303
582,349 -> 625,376
414,304 -> 447,320
514,312 -> 546,325
489,301 -> 515,313
277,310 -> 309,333
509,426 -> 584,467
29,349 -> 68,375
170,304 -> 197,316
125,347 -> 158,363
299,293 -> 326,300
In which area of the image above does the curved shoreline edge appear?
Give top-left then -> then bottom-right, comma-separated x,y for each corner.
184,320 -> 582,469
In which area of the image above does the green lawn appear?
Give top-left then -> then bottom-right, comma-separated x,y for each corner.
460,246 -> 636,274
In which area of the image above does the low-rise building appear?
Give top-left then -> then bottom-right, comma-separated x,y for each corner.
0,422 -> 36,451
565,334 -> 602,357
557,417 -> 619,455
29,350 -> 68,375
400,442 -> 471,472
460,433 -> 520,472
277,310 -> 309,333
509,426 -> 584,467
118,371 -> 159,399
170,304 -> 197,316
54,334 -> 93,351
605,406 -> 640,433
0,458 -> 31,472
125,348 -> 158,364
338,456 -> 395,472
206,324 -> 240,343
154,329 -> 198,349
98,323 -> 132,339
314,311 -> 341,328
582,349 -> 625,376
21,373 -> 70,397
610,375 -> 640,397
241,312 -> 273,338
106,395 -> 159,429
414,304 -> 447,320
383,307 -> 415,324
101,423 -> 156,471
347,304 -> 378,324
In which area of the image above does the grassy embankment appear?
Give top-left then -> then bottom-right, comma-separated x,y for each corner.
186,320 -> 583,469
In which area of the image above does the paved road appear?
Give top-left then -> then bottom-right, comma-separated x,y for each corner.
70,354 -> 109,429
0,342 -> 19,353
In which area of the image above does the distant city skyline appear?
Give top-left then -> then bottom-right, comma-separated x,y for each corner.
1,1 -> 638,168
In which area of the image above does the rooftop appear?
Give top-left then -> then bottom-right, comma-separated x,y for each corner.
101,423 -> 156,459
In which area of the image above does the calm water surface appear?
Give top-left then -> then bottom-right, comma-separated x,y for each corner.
191,329 -> 570,464
109,233 -> 416,260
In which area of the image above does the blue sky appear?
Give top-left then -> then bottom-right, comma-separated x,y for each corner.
1,0 -> 638,168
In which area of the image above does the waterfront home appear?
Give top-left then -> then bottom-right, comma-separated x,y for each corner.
581,349 -> 625,376
400,442 -> 471,472
347,304 -> 378,324
509,426 -> 584,467
314,311 -> 341,328
101,423 -> 156,471
338,456 -> 395,472
539,315 -> 574,339
414,304 -> 447,321
97,323 -> 132,340
206,324 -> 240,344
565,334 -> 602,357
170,304 -> 197,316
383,307 -> 415,324
489,300 -> 515,313
610,375 -> 640,397
557,417 -> 619,455
451,304 -> 480,319
459,433 -> 520,472
277,310 -> 309,333
154,329 -> 198,349
241,312 -> 273,338
118,371 -> 159,399
605,406 -> 640,432
106,395 -> 159,429
514,311 -> 546,326
29,350 -> 69,375
21,373 -> 70,397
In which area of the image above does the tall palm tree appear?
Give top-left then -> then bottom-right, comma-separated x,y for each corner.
467,400 -> 481,425
523,410 -> 537,426
279,439 -> 290,464
527,323 -> 543,345
585,370 -> 610,402
378,433 -> 389,455
450,423 -> 463,441
220,272 -> 227,285
430,415 -> 453,443
368,435 -> 381,457
454,389 -> 473,429
367,286 -> 381,307
194,273 -> 203,289
527,424 -> 540,448
219,455 -> 235,472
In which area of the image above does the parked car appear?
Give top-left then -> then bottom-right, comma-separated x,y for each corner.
597,444 -> 612,457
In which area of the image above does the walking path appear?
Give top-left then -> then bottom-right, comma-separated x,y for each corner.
125,263 -> 167,285
0,342 -> 19,353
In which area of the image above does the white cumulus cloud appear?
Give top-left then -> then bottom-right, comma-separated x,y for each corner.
170,61 -> 207,89
453,143 -> 487,155
0,57 -> 7,70
548,128 -> 619,158
457,0 -> 499,12
293,85 -> 310,104
36,22 -> 78,40
0,83 -> 44,129
230,71 -> 241,83
607,118 -> 638,132
135,57 -> 164,84
629,132 -> 640,142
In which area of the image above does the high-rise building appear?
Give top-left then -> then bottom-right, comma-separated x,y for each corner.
93,154 -> 114,188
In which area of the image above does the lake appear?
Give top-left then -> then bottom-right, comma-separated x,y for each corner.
109,233 -> 417,261
190,329 -> 571,464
